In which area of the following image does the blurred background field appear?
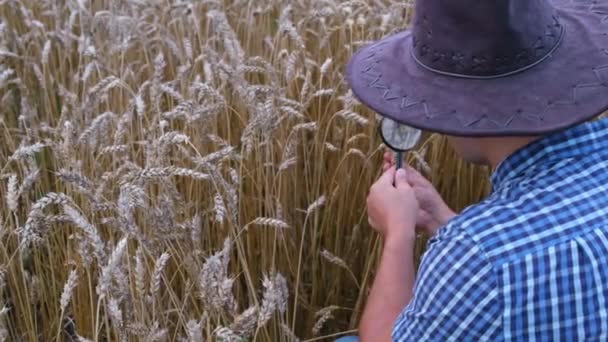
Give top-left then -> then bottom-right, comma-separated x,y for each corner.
0,0 -> 490,341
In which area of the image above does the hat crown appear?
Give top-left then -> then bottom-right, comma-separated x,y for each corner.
411,0 -> 564,78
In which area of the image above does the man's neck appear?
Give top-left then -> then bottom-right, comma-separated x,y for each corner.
484,136 -> 541,169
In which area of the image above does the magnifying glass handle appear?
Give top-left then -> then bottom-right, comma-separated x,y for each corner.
395,151 -> 403,170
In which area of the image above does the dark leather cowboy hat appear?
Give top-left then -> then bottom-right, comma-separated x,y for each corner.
346,0 -> 608,137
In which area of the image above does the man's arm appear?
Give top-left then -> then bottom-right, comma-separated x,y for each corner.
359,237 -> 416,342
361,167 -> 419,341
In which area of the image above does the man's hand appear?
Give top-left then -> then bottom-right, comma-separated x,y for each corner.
367,166 -> 419,244
383,151 -> 456,236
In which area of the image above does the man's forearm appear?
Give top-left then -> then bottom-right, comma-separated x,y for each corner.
359,236 -> 416,342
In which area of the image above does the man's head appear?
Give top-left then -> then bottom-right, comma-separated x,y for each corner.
446,135 -> 541,168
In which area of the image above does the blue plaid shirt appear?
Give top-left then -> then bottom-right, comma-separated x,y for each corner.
393,118 -> 608,341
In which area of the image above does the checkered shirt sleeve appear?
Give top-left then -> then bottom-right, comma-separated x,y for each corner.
392,229 -> 502,341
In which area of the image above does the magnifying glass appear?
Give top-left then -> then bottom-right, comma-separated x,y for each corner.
378,117 -> 422,170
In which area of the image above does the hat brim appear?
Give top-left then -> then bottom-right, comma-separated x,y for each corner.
346,0 -> 608,137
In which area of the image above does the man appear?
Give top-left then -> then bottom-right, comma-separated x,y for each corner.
342,0 -> 608,340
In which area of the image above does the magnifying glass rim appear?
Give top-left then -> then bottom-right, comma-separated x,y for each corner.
377,117 -> 421,152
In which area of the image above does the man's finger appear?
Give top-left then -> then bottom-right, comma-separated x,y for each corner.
395,168 -> 411,189
406,166 -> 430,186
384,151 -> 394,163
379,166 -> 396,184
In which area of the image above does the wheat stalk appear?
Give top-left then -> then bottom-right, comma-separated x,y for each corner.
312,306 -> 339,336
229,306 -> 257,337
59,269 -> 79,312
248,217 -> 290,230
96,237 -> 128,298
306,195 -> 326,216
5,174 -> 18,212
150,252 -> 170,298
186,319 -> 204,342
320,249 -> 360,289
8,142 -> 46,162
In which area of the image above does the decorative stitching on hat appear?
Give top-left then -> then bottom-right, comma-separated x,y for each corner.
542,1 -> 608,115
411,13 -> 564,78
361,42 -> 548,128
358,7 -> 608,131
592,7 -> 608,22
546,65 -> 608,109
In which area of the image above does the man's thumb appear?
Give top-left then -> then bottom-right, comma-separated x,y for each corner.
395,168 -> 409,188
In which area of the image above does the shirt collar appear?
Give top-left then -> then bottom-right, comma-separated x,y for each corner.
491,118 -> 608,191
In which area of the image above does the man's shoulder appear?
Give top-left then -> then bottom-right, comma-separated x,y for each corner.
440,194 -> 514,239
441,179 -> 608,267
438,194 -> 542,266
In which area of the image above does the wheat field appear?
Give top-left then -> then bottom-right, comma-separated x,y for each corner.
0,0 -> 491,341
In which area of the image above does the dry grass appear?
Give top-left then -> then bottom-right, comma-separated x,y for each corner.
0,0 -> 490,341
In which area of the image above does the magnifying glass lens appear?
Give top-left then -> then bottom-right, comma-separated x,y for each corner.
379,118 -> 421,170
